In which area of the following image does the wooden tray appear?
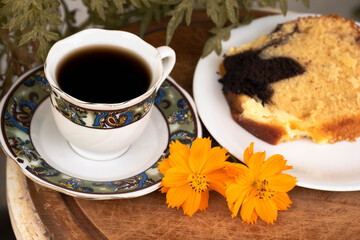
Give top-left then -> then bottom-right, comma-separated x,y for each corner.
6,10 -> 360,240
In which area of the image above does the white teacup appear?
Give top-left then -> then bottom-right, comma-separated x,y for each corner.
45,29 -> 176,160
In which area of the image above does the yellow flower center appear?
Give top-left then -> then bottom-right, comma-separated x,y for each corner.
253,179 -> 274,199
188,173 -> 209,192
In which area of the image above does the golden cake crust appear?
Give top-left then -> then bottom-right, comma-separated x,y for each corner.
220,14 -> 360,145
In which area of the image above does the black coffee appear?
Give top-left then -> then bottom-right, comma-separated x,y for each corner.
56,45 -> 151,104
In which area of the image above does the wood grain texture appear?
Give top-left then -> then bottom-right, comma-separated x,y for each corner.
6,159 -> 50,240
11,10 -> 360,240
27,178 -> 360,240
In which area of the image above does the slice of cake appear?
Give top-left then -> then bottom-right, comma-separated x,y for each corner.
219,14 -> 360,145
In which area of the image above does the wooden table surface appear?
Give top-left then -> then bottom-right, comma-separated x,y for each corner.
6,10 -> 360,240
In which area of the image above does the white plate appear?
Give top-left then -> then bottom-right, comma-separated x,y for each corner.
193,13 -> 360,191
1,66 -> 202,199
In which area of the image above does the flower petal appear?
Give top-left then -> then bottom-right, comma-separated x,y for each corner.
199,191 -> 209,211
273,192 -> 292,210
166,185 -> 191,208
267,174 -> 297,192
162,168 -> 189,188
182,189 -> 203,216
235,168 -> 255,187
226,183 -> 252,218
207,169 -> 232,196
160,186 -> 170,193
188,138 -> 212,173
224,162 -> 248,180
243,142 -> 254,166
260,154 -> 289,179
226,183 -> 250,205
168,141 -> 191,172
254,196 -> 278,224
247,152 -> 266,179
158,158 -> 171,175
240,189 -> 257,223
248,210 -> 258,224
202,146 -> 229,175
231,195 -> 243,218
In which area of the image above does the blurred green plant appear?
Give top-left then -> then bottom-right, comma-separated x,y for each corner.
0,0 -> 309,98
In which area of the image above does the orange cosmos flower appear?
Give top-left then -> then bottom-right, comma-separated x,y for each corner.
158,137 -> 231,216
225,142 -> 297,224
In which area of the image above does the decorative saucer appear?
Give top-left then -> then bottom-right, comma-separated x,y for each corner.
0,65 -> 202,199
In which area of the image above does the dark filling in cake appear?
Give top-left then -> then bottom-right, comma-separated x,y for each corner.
220,23 -> 305,104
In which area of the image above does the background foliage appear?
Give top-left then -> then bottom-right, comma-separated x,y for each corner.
0,0 -> 310,98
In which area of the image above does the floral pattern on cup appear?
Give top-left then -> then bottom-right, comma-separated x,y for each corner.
51,93 -> 156,128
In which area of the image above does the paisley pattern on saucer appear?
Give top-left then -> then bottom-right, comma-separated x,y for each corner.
0,66 -> 200,198
51,91 -> 156,128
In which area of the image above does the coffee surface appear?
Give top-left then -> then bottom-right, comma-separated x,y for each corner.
56,45 -> 151,104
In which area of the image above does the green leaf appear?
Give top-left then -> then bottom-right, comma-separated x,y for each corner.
301,0 -> 310,8
18,26 -> 59,47
141,0 -> 151,8
31,0 -> 43,11
129,0 -> 142,8
37,35 -> 50,59
202,36 -> 220,57
13,0 -> 31,12
152,4 -> 162,22
112,0 -> 127,13
42,30 -> 59,42
205,0 -> 221,27
166,0 -> 194,45
218,5 -> 228,27
279,0 -> 288,15
225,0 -> 238,24
202,25 -> 234,57
185,2 -> 193,25
261,0 -> 277,8
41,7 -> 62,28
139,8 -> 153,37
18,30 -> 37,46
90,0 -> 109,21
166,8 -> 184,45
239,0 -> 252,11
241,13 -> 254,24
8,13 -> 28,31
254,0 -> 273,8
269,0 -> 277,8
149,0 -> 182,5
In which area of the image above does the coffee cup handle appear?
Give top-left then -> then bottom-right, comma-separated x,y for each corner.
156,46 -> 176,89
